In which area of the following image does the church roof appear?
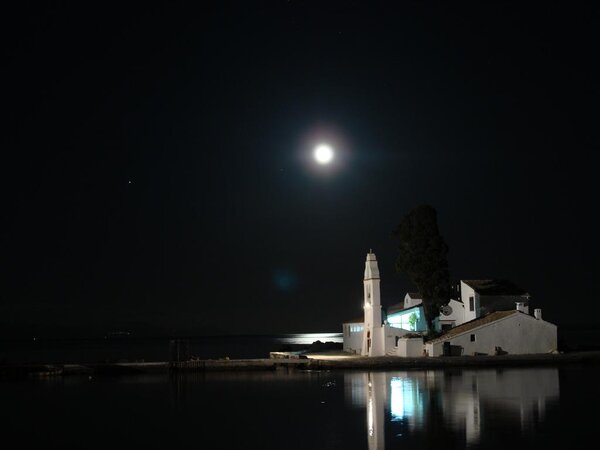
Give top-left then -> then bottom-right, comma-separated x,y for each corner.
343,316 -> 364,324
462,279 -> 529,296
427,310 -> 519,343
387,302 -> 421,315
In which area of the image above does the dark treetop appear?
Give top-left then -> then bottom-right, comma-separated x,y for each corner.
393,205 -> 451,331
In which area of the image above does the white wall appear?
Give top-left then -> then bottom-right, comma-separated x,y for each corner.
450,299 -> 465,325
343,323 -> 364,354
461,282 -> 478,322
397,337 -> 425,357
427,313 -> 557,356
383,325 -> 409,354
362,253 -> 384,356
403,293 -> 423,309
438,299 -> 466,329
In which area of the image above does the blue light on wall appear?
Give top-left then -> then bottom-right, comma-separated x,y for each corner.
387,308 -> 423,331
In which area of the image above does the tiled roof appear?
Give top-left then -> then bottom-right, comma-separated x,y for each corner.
387,303 -> 421,316
462,279 -> 529,296
407,292 -> 421,299
343,316 -> 364,324
427,310 -> 519,343
386,301 -> 407,315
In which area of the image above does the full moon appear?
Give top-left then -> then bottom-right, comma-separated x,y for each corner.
314,144 -> 334,164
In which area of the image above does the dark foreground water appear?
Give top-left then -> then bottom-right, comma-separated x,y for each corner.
1,365 -> 598,449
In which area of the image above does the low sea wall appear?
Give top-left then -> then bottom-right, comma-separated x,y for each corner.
304,351 -> 600,370
2,351 -> 600,378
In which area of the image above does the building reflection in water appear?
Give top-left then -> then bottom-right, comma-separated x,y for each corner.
345,368 -> 559,449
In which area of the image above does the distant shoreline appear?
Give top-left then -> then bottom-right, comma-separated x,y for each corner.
2,351 -> 600,379
0,332 -> 344,342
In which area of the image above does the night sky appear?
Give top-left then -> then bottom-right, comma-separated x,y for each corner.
2,2 -> 598,338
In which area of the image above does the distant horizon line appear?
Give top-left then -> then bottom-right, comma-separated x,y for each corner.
1,322 -> 598,342
0,331 -> 344,342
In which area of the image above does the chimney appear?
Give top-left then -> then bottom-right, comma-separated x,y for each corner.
515,302 -> 529,314
534,309 -> 542,320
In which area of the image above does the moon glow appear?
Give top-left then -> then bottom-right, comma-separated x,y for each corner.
314,144 -> 334,164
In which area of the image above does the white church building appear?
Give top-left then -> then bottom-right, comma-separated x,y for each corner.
342,251 -> 557,357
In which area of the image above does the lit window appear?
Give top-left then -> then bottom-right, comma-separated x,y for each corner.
387,309 -> 421,331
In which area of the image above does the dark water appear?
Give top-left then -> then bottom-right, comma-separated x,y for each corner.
1,365 -> 598,449
2,327 -> 598,364
0,333 -> 343,364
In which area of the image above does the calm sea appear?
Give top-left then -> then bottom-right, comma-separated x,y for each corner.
2,327 -> 599,364
1,365 -> 598,449
0,333 -> 343,364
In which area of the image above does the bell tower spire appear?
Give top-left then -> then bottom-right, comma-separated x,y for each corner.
362,250 -> 385,356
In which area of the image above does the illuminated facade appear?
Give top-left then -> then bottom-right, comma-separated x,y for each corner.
342,253 -> 557,357
343,251 -> 428,356
361,251 -> 385,356
387,305 -> 424,332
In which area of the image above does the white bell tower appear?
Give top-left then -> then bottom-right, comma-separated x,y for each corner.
361,250 -> 385,356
